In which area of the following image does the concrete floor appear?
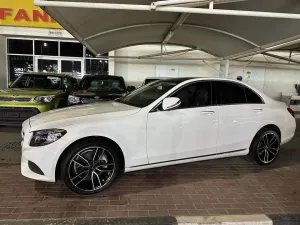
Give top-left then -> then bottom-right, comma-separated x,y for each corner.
0,122 -> 299,220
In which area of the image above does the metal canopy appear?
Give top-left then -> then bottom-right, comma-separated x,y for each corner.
35,0 -> 300,59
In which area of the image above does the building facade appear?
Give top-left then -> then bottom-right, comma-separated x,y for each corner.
0,0 -> 109,89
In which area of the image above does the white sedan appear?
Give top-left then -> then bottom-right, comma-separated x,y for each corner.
21,78 -> 296,194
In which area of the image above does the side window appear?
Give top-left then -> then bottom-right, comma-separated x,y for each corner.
16,76 -> 29,88
171,81 -> 211,109
245,87 -> 263,104
215,81 -> 246,105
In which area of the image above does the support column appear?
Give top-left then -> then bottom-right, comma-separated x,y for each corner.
219,59 -> 230,78
224,59 -> 230,78
108,51 -> 115,75
0,35 -> 7,88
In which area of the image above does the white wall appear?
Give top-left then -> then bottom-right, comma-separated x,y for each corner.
0,35 -> 7,89
114,45 -> 220,86
114,45 -> 300,100
227,63 -> 300,100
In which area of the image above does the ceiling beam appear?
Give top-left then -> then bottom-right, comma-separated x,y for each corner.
263,52 -> 300,64
35,0 -> 300,20
162,13 -> 190,45
153,0 -> 247,8
138,48 -> 200,58
226,38 -> 300,60
98,55 -> 220,61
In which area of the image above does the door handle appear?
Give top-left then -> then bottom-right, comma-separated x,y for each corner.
253,108 -> 263,112
201,110 -> 215,115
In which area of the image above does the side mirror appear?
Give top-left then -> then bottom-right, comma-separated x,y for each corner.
127,86 -> 136,92
162,97 -> 181,111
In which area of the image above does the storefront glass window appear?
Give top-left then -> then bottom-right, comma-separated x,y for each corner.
37,59 -> 58,73
60,42 -> 83,57
35,40 -> 59,56
85,59 -> 108,75
6,39 -> 110,86
8,55 -> 33,82
8,39 -> 33,54
61,60 -> 82,77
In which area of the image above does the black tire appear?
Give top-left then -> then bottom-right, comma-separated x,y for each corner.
61,139 -> 121,195
249,128 -> 280,165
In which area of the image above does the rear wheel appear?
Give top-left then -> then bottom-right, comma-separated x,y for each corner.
250,129 -> 280,165
61,140 -> 120,195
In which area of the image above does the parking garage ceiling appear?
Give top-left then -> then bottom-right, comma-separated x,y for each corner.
36,0 -> 300,59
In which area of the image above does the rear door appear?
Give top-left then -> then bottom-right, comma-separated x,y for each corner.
214,81 -> 265,153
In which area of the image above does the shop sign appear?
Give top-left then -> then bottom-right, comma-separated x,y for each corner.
48,29 -> 63,37
0,0 -> 62,29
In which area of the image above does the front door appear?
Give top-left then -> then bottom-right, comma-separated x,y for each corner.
146,81 -> 218,164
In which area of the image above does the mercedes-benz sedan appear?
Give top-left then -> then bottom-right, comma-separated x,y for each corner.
21,78 -> 296,194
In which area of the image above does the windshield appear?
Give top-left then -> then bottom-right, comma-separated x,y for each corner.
116,80 -> 181,108
79,77 -> 126,93
11,74 -> 62,90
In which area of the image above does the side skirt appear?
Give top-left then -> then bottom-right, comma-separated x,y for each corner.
125,149 -> 249,173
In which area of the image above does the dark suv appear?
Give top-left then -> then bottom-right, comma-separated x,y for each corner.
68,75 -> 135,105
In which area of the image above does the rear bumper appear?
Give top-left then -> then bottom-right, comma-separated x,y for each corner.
281,118 -> 296,145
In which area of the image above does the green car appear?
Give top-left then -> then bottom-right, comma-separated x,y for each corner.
0,72 -> 78,126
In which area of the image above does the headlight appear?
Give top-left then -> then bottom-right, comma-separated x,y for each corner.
30,129 -> 67,147
68,95 -> 81,104
34,95 -> 54,103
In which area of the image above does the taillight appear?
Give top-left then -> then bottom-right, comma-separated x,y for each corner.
287,107 -> 295,117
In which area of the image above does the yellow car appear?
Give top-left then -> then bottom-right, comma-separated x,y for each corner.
0,72 -> 78,126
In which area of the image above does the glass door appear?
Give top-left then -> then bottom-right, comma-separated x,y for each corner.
35,56 -> 59,73
61,59 -> 83,78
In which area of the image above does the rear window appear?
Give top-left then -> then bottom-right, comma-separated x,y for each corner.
79,76 -> 126,92
214,81 -> 264,105
215,81 -> 247,105
245,87 -> 263,104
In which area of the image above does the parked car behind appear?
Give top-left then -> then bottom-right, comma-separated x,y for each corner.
0,72 -> 78,126
142,77 -> 169,86
68,75 -> 135,105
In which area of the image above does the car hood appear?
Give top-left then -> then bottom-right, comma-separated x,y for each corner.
29,101 -> 140,129
0,88 -> 62,98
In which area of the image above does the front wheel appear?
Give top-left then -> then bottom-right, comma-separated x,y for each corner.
250,129 -> 280,165
61,140 -> 120,195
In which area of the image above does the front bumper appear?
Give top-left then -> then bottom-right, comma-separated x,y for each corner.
0,103 -> 54,126
21,131 -> 69,182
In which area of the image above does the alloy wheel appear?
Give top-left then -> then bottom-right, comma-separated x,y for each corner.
257,132 -> 280,164
68,146 -> 115,192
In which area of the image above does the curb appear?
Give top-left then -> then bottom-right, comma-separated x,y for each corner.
0,214 -> 299,225
176,214 -> 272,224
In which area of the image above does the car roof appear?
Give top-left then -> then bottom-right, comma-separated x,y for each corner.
23,72 -> 70,77
145,77 -> 169,79
82,75 -> 124,79
158,77 -> 202,83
